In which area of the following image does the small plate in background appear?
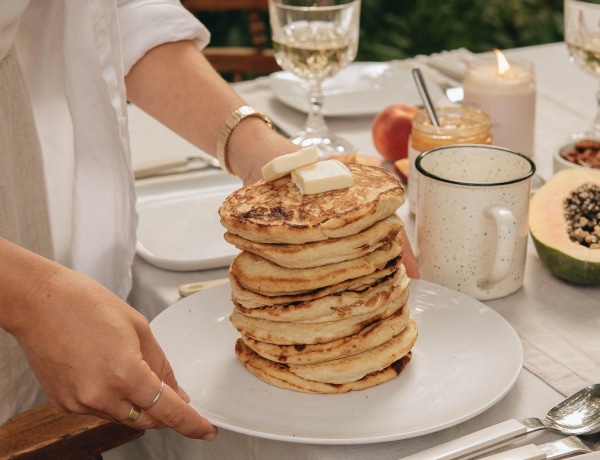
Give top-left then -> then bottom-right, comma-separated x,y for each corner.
270,62 -> 442,117
135,171 -> 241,271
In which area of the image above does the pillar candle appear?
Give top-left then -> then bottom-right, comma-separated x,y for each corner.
462,51 -> 536,156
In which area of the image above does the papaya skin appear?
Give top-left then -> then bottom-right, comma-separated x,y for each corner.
531,237 -> 600,285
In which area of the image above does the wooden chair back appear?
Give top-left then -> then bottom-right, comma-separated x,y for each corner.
0,403 -> 143,460
182,0 -> 281,81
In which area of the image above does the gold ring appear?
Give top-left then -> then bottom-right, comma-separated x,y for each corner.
120,404 -> 141,426
142,380 -> 165,411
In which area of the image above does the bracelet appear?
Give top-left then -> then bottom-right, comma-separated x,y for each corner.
216,105 -> 273,175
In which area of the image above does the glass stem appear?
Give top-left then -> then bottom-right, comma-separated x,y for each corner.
304,79 -> 329,135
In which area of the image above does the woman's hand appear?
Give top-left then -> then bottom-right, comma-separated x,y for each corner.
0,238 -> 217,440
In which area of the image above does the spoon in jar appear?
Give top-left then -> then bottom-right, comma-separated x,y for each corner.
412,67 -> 440,127
401,384 -> 600,460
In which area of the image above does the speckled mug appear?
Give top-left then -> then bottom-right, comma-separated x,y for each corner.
415,144 -> 536,300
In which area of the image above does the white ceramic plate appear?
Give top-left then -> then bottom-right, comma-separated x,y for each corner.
269,61 -> 443,117
135,172 -> 241,271
151,279 -> 523,444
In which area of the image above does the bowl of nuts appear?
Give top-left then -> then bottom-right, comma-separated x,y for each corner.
555,138 -> 600,173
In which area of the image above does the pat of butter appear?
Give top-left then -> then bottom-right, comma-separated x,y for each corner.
291,159 -> 353,194
262,147 -> 319,181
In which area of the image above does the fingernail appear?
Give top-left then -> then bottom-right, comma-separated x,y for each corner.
201,429 -> 218,441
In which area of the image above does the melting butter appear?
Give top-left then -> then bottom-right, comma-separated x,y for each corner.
262,147 -> 319,181
291,159 -> 353,195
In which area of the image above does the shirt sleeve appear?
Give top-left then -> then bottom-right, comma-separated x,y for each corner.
117,0 -> 211,74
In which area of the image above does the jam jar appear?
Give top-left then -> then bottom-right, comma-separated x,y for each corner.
408,106 -> 493,215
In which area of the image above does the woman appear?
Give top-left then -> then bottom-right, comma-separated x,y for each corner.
0,0 -> 418,449
0,0 -> 296,440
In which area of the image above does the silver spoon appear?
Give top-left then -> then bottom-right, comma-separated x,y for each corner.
412,64 -> 464,104
401,384 -> 600,460
412,67 -> 440,127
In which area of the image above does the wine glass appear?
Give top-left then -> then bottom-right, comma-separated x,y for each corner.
564,0 -> 600,139
269,0 -> 361,157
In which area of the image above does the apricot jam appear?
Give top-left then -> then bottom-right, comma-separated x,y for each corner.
408,106 -> 492,215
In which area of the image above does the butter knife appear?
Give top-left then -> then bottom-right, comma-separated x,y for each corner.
479,436 -> 592,460
400,419 -> 539,460
133,156 -> 217,180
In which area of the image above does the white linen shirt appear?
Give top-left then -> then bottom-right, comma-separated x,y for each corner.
0,0 -> 209,427
0,1 -> 29,60
15,0 -> 210,299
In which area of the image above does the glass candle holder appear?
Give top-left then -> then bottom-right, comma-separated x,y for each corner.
462,54 -> 536,157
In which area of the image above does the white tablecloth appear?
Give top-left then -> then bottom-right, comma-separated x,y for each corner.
109,42 -> 600,460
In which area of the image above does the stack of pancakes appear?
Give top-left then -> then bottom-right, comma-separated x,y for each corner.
218,163 -> 417,394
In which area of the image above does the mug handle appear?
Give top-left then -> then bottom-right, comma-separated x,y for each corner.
478,205 -> 516,286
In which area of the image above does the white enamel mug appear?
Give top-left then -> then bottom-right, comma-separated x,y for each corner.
415,144 -> 536,300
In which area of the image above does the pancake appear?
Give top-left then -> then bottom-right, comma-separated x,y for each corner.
220,159 -> 415,394
229,280 -> 408,345
288,318 -> 418,384
242,305 -> 412,365
230,257 -> 402,308
223,214 -> 403,269
235,339 -> 412,394
230,236 -> 402,295
234,267 -> 404,323
218,163 -> 405,244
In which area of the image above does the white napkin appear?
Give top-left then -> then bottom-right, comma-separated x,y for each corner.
392,48 -> 475,105
413,47 -> 476,82
397,47 -> 475,88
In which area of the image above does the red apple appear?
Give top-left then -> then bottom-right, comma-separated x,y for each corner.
371,103 -> 419,162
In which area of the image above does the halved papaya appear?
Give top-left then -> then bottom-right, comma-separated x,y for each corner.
530,168 -> 600,285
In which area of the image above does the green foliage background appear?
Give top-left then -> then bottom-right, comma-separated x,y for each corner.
357,0 -> 564,60
200,0 -> 565,61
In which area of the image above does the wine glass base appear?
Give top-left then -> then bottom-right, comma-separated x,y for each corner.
291,132 -> 355,158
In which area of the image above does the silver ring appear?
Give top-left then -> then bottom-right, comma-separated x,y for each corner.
120,404 -> 141,426
142,380 -> 164,411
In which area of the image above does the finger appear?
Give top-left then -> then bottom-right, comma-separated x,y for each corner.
136,326 -> 181,394
136,328 -> 192,404
137,380 -> 217,439
177,385 -> 191,403
125,323 -> 216,438
117,362 -> 217,439
123,370 -> 167,411
113,403 -> 167,430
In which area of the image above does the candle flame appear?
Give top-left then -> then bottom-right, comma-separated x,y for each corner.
494,49 -> 510,75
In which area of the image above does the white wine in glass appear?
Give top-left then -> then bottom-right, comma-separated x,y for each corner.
269,0 -> 361,157
564,0 -> 600,138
